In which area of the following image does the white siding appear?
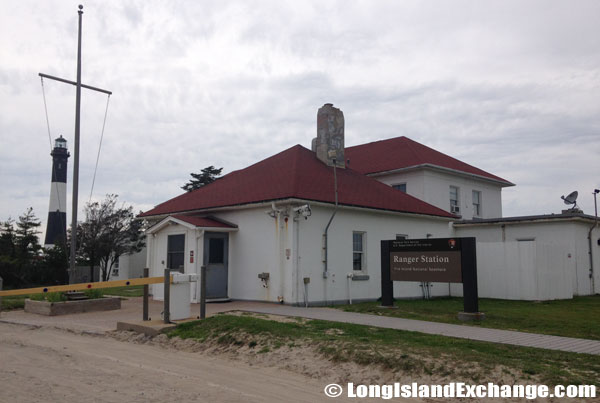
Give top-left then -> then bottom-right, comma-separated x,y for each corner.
374,169 -> 504,219
455,220 -> 600,298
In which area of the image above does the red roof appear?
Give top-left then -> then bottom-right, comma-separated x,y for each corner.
345,136 -> 513,185
141,145 -> 454,218
172,215 -> 237,228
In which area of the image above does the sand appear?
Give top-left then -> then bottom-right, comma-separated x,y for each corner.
0,322 -> 374,402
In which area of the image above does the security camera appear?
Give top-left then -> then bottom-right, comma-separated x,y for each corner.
293,204 -> 312,219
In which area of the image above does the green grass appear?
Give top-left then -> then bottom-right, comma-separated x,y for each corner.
335,296 -> 600,340
1,295 -> 32,310
169,314 -> 600,387
0,285 -> 143,310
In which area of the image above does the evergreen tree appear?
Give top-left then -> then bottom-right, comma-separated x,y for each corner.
0,218 -> 16,258
181,165 -> 223,192
15,207 -> 42,260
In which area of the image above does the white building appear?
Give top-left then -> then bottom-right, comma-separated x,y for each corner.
345,137 -> 514,220
453,214 -> 600,300
141,104 -> 598,303
109,247 -> 147,281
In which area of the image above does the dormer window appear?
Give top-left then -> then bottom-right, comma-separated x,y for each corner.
392,183 -> 407,193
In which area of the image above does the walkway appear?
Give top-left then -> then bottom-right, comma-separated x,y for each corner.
2,298 -> 599,355
242,304 -> 600,356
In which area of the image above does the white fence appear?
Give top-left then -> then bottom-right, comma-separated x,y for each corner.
476,241 -> 573,300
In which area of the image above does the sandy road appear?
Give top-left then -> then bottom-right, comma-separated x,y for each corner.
0,322 -> 372,403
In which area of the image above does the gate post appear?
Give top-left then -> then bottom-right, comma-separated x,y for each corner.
143,268 -> 149,321
200,265 -> 206,319
163,268 -> 170,324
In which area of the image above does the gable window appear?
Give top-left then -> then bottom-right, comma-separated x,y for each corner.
167,234 -> 185,273
449,186 -> 460,214
392,183 -> 407,193
472,190 -> 482,217
353,231 -> 366,272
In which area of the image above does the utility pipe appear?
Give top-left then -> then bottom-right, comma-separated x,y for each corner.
323,159 -> 339,278
588,189 -> 599,294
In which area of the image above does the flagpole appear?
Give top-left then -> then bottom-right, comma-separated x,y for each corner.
69,4 -> 84,279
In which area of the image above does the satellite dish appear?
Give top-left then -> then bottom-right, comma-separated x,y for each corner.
561,191 -> 579,209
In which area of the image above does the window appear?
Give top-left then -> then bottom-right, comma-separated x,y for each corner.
392,183 -> 407,193
352,232 -> 366,271
472,190 -> 481,217
167,234 -> 185,273
449,186 -> 460,213
208,238 -> 225,264
396,234 -> 408,240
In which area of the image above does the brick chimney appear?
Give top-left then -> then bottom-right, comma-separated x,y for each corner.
311,103 -> 345,168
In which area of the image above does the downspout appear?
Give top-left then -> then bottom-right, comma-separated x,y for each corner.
323,158 -> 339,279
294,211 -> 301,306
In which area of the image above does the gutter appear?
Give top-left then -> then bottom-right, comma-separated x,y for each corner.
140,197 -> 455,223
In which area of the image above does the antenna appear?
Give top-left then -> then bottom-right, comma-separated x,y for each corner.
561,191 -> 579,210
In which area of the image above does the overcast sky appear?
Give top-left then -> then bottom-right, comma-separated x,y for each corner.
1,0 -> 599,239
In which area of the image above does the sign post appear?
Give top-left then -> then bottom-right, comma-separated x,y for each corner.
381,237 -> 484,320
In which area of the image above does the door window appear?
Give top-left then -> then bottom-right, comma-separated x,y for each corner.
167,234 -> 185,272
208,238 -> 225,264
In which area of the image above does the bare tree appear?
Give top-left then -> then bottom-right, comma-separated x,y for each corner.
78,195 -> 145,282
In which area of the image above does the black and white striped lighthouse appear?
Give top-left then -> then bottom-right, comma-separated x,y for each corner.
44,135 -> 70,248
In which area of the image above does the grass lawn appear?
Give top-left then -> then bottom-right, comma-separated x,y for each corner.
1,294 -> 32,311
0,285 -> 144,310
335,296 -> 600,340
169,314 -> 600,387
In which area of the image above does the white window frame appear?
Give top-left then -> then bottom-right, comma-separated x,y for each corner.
472,190 -> 482,217
449,186 -> 460,213
352,231 -> 367,272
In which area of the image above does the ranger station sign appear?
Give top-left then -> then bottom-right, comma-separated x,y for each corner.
390,238 -> 463,283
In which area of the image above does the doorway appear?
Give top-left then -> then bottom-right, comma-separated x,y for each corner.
203,232 -> 229,299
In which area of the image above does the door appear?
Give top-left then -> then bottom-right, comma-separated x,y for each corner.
203,232 -> 229,299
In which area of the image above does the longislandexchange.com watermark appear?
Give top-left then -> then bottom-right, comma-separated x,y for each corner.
323,382 -> 597,399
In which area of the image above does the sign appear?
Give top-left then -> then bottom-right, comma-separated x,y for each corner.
380,237 -> 480,313
389,238 -> 463,283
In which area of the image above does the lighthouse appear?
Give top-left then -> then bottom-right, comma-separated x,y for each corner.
44,135 -> 70,248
